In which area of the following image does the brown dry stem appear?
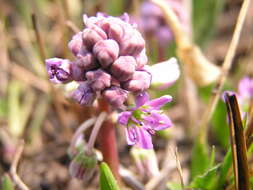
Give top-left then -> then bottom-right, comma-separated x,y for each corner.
10,140 -> 30,190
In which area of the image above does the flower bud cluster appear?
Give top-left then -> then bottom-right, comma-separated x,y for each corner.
46,13 -> 151,109
140,0 -> 189,47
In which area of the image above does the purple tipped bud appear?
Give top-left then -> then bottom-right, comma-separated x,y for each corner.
111,56 -> 136,81
122,71 -> 151,92
68,32 -> 83,56
71,63 -> 86,81
102,86 -> 128,108
69,150 -> 97,180
93,39 -> 119,68
135,49 -> 148,69
120,30 -> 145,56
76,52 -> 97,70
99,18 -> 125,43
71,82 -> 96,106
86,69 -> 111,91
82,26 -> 107,50
45,58 -> 72,83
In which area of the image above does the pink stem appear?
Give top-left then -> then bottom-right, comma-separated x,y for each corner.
97,99 -> 120,180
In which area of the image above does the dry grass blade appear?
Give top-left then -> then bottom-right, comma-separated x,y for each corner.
199,0 -> 251,143
31,14 -> 46,62
224,92 -> 250,190
173,147 -> 184,189
10,140 -> 30,190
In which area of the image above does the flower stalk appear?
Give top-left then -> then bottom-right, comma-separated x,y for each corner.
97,99 -> 120,180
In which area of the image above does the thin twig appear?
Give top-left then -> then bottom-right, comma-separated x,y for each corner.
87,112 -> 107,153
31,14 -> 46,62
69,117 -> 96,155
173,147 -> 184,189
198,0 -> 251,143
10,140 -> 30,190
65,20 -> 80,33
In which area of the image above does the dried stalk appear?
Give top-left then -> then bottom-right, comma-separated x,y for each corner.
10,140 -> 30,190
31,14 -> 46,62
199,0 -> 251,143
224,92 -> 250,190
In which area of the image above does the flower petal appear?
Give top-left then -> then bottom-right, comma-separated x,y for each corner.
238,77 -> 253,99
145,95 -> 172,110
125,127 -> 137,146
136,127 -> 153,149
143,111 -> 172,130
135,91 -> 150,108
148,58 -> 180,89
118,111 -> 132,125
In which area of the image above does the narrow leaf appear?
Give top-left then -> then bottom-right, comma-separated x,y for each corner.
190,138 -> 210,179
1,175 -> 14,190
190,164 -> 220,190
99,162 -> 120,190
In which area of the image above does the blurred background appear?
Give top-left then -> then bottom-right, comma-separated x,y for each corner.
0,0 -> 253,189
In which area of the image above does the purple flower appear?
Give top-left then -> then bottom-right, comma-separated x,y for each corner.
118,92 -> 173,149
45,13 -> 150,108
237,77 -> 253,112
111,56 -> 136,82
68,32 -> 83,56
139,0 -> 190,47
45,58 -> 72,83
71,82 -> 96,106
86,69 -> 111,91
102,86 -> 128,109
122,71 -> 152,92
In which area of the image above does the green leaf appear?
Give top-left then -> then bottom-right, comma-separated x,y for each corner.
209,146 -> 216,168
190,138 -> 210,179
167,182 -> 182,190
99,162 -> 120,190
190,164 -> 220,190
212,100 -> 229,148
1,175 -> 14,190
214,149 -> 232,189
193,0 -> 224,46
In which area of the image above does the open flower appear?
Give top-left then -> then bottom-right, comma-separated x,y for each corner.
118,92 -> 173,149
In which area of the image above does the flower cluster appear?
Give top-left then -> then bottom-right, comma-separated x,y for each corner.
118,92 -> 173,149
46,13 -> 151,109
140,0 -> 188,47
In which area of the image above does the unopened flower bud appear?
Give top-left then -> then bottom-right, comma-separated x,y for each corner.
111,56 -> 136,81
135,49 -> 148,69
76,52 -> 97,70
68,32 -> 83,56
45,58 -> 72,83
122,71 -> 151,92
102,86 -> 128,108
71,82 -> 96,105
71,62 -> 86,81
86,69 -> 111,91
82,26 -> 107,50
120,30 -> 145,56
93,39 -> 119,68
69,150 -> 97,180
